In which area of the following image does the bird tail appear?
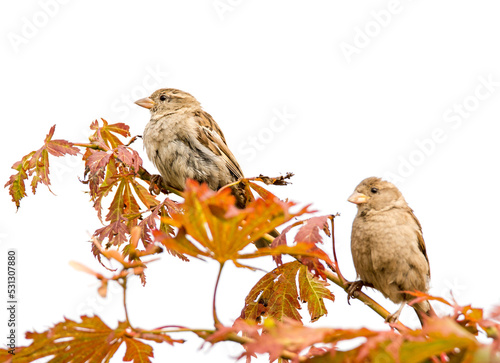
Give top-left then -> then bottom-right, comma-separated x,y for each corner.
230,182 -> 280,248
254,228 -> 280,248
413,300 -> 437,326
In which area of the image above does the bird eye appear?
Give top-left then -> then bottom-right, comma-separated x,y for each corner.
371,187 -> 378,194
159,95 -> 168,101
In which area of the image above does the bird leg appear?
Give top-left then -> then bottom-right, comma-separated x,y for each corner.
346,280 -> 373,305
386,302 -> 406,323
148,174 -> 164,195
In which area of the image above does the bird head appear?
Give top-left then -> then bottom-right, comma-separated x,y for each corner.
135,88 -> 201,116
348,177 -> 407,212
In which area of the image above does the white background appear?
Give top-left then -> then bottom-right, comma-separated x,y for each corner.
1,1 -> 500,361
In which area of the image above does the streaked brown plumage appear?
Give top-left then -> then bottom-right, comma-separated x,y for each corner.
135,88 -> 248,207
347,177 -> 431,323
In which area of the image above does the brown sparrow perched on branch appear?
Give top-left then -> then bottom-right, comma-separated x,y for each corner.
135,88 -> 248,207
347,177 -> 432,323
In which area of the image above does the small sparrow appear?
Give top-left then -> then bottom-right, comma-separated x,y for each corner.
135,88 -> 248,208
347,177 -> 432,323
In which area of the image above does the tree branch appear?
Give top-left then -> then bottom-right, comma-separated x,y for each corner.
137,166 -> 183,197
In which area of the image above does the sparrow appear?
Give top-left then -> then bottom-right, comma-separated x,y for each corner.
347,177 -> 432,323
135,88 -> 248,207
135,88 -> 275,247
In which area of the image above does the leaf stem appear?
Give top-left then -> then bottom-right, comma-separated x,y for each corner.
141,327 -> 214,334
125,135 -> 141,147
119,277 -> 132,328
72,142 -> 105,150
329,215 -> 348,286
213,262 -> 225,326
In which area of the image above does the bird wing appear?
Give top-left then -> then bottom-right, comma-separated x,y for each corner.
194,110 -> 244,180
409,208 -> 430,276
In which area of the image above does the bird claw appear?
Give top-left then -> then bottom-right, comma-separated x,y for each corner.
385,302 -> 405,324
148,174 -> 164,195
346,280 -> 365,305
385,313 -> 399,324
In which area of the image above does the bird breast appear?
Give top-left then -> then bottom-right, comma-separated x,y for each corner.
143,114 -> 232,191
351,209 -> 429,303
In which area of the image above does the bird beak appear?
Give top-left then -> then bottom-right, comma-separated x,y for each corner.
348,192 -> 370,204
135,97 -> 155,109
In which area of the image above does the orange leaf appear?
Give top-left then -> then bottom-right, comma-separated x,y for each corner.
241,261 -> 335,324
5,125 -> 79,209
295,215 -> 331,243
123,337 -> 154,363
159,179 -> 311,265
90,119 -> 130,149
241,261 -> 302,323
5,316 -> 128,362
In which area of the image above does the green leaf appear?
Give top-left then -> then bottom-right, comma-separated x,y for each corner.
241,261 -> 302,322
298,264 -> 335,322
123,337 -> 154,363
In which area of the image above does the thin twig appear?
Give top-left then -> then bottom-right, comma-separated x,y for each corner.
125,135 -> 141,147
322,269 -> 408,331
222,332 -> 305,362
213,262 -> 225,326
73,142 -> 104,150
141,327 -> 214,334
73,138 -> 183,198
119,277 -> 132,328
329,215 -> 348,286
137,326 -> 305,361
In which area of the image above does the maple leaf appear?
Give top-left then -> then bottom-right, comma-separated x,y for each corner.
267,215 -> 335,278
95,174 -> 139,247
87,150 -> 113,169
299,327 -> 406,363
137,197 -> 178,247
131,178 -> 160,210
266,263 -> 303,323
0,316 -> 180,363
241,261 -> 335,323
85,150 -> 111,191
399,317 -> 478,363
5,125 -> 80,209
116,145 -> 142,172
241,262 -> 299,322
4,153 -> 32,209
405,290 -> 487,336
157,180 -> 311,266
293,216 -> 335,278
94,219 -> 130,248
270,221 -> 301,266
123,338 -> 154,362
90,156 -> 162,249
90,118 -> 130,149
243,319 -> 339,362
298,264 -> 335,322
211,319 -> 383,363
78,120 -> 168,254
295,216 -> 331,244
